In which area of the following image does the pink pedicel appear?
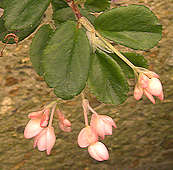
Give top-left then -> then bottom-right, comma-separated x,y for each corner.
78,126 -> 98,148
90,113 -> 116,139
24,119 -> 43,139
88,142 -> 109,161
34,126 -> 56,155
134,72 -> 164,104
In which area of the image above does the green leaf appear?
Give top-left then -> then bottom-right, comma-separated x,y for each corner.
42,21 -> 91,100
88,50 -> 129,105
51,0 -> 68,12
1,0 -> 50,44
30,24 -> 54,76
110,52 -> 148,78
85,0 -> 110,12
4,0 -> 50,30
94,5 -> 162,50
53,7 -> 95,27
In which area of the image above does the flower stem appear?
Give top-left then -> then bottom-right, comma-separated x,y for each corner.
82,99 -> 89,126
48,103 -> 57,127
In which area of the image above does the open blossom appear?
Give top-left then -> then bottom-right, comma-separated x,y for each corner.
90,113 -> 117,139
34,126 -> 56,155
134,72 -> 164,104
88,142 -> 109,161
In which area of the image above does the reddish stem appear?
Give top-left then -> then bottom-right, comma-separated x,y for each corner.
65,0 -> 82,19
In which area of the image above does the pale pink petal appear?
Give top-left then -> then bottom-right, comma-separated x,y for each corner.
88,142 -> 109,161
145,71 -> 159,79
58,122 -> 71,132
63,119 -> 71,127
37,129 -> 47,151
147,78 -> 163,96
33,129 -> 47,148
144,89 -> 155,104
28,111 -> 43,119
46,127 -> 56,155
139,74 -> 150,88
91,114 -> 105,139
40,109 -> 50,128
100,115 -> 117,128
102,123 -> 112,136
157,91 -> 164,101
134,85 -> 143,100
24,119 -> 43,139
78,126 -> 98,148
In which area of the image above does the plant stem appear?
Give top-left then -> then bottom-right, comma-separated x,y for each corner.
82,99 -> 89,126
65,1 -> 139,76
65,0 -> 82,19
48,103 -> 57,127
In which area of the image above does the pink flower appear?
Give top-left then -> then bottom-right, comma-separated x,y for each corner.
59,118 -> 72,132
88,142 -> 109,161
34,126 -> 56,155
134,73 -> 164,104
90,113 -> 116,139
78,126 -> 98,148
56,109 -> 72,132
24,119 -> 43,139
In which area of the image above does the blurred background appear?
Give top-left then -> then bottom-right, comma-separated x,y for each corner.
0,0 -> 173,169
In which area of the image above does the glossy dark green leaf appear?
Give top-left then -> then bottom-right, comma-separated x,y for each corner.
88,50 -> 129,105
4,0 -> 50,31
94,5 -> 162,50
30,24 -> 54,76
85,0 -> 110,12
110,52 -> 148,78
53,7 -> 95,27
42,21 -> 91,99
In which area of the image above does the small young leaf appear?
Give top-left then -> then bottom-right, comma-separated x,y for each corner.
4,0 -> 50,30
88,50 -> 129,105
85,0 -> 110,12
30,24 -> 54,76
94,5 -> 162,50
110,52 -> 148,78
42,21 -> 91,100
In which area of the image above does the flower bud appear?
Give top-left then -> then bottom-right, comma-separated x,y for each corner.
88,142 -> 109,161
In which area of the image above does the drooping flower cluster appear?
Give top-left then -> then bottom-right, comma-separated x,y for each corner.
134,68 -> 164,104
24,103 -> 71,155
78,99 -> 116,161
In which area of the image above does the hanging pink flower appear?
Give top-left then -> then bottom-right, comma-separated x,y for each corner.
134,72 -> 164,104
90,113 -> 116,139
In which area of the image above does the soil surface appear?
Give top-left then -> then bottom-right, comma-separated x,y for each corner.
0,0 -> 173,169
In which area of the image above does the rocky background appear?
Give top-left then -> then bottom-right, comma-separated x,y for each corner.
0,0 -> 173,169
